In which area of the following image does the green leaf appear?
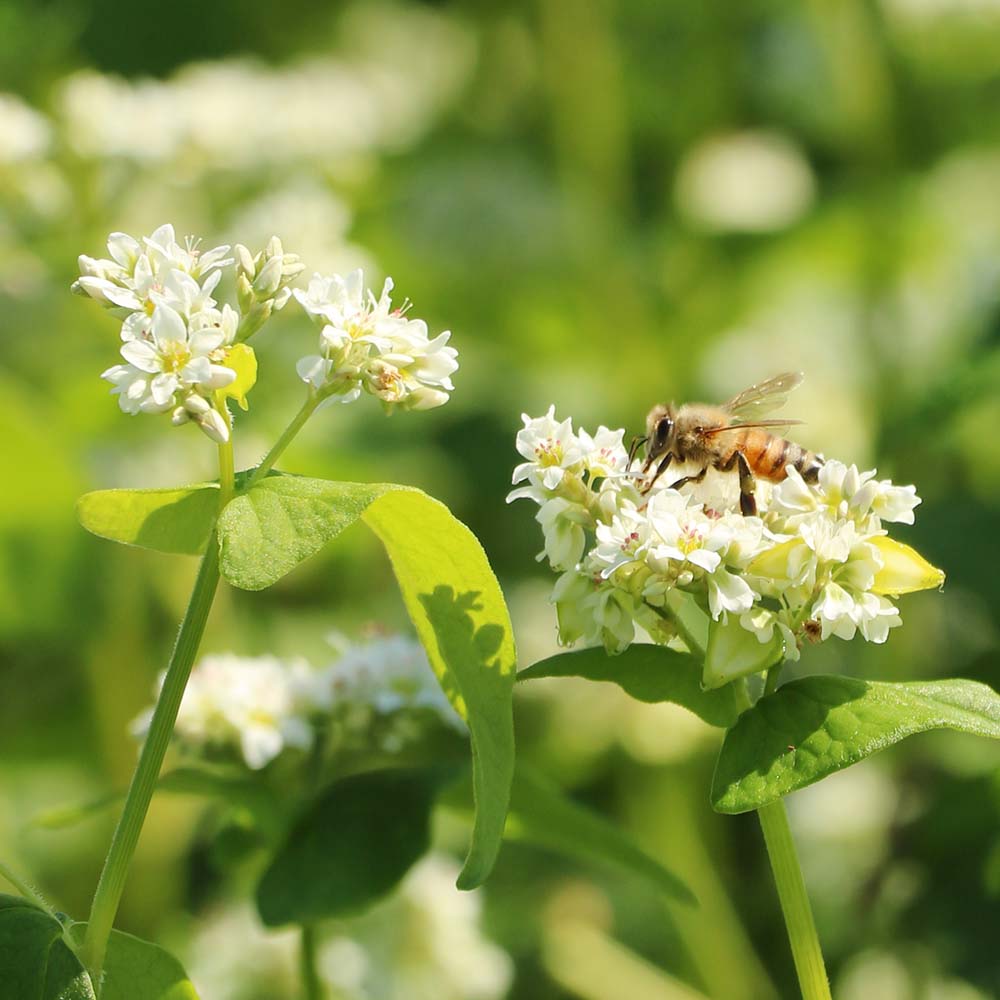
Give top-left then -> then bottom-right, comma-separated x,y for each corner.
0,896 -> 94,1000
217,477 -> 403,590
506,766 -> 696,905
0,899 -> 199,1000
361,489 -> 516,889
77,484 -> 218,555
82,927 -> 200,1000
712,676 -> 1000,814
255,768 -> 446,926
518,645 -> 739,729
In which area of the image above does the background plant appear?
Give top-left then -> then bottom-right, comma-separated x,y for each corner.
2,1 -> 1000,997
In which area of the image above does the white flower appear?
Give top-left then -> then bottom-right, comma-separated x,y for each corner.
508,407 -> 585,502
134,653 -> 322,770
102,304 -> 236,421
578,425 -> 629,479
294,269 -> 457,411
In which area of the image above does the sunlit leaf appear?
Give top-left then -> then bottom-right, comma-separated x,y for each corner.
218,343 -> 257,411
255,768 -> 447,926
77,484 -> 218,555
703,614 -> 783,690
518,645 -> 739,728
216,477 -> 403,590
712,675 -> 1000,813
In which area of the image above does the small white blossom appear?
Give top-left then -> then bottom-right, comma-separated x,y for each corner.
293,269 -> 457,411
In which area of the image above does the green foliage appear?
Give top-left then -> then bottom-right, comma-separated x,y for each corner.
0,896 -> 94,1000
506,765 -> 697,905
0,897 -> 200,1000
362,489 -> 516,889
88,927 -> 200,1000
712,676 -> 1000,814
217,476 -> 403,589
77,474 -> 517,888
517,645 -> 739,728
77,485 -> 218,556
255,768 -> 446,927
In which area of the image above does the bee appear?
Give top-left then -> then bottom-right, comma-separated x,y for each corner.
633,371 -> 823,516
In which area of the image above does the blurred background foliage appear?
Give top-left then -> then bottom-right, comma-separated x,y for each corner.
1,0 -> 999,997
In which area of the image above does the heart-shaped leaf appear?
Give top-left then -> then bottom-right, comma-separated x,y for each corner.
217,477 -> 403,590
712,675 -> 1000,813
86,926 -> 199,1000
77,484 -> 218,555
518,645 -> 739,729
256,768 -> 447,926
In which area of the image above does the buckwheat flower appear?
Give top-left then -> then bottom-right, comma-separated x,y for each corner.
101,303 -> 236,419
510,408 -> 943,672
294,269 -> 458,411
133,653 -> 322,770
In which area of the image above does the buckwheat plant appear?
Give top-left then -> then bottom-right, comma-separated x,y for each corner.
0,224 -> 522,1000
510,404 -> 1000,1000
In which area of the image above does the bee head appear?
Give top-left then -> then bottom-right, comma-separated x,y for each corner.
643,404 -> 676,470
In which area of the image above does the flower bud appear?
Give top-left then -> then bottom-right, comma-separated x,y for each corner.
235,243 -> 256,278
197,408 -> 230,444
170,406 -> 190,426
253,255 -> 283,297
183,393 -> 211,415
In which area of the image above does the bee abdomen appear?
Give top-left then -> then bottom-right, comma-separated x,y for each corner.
747,434 -> 823,483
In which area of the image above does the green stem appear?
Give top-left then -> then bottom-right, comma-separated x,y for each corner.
757,799 -> 832,1000
300,924 -> 325,1000
0,861 -> 53,915
81,540 -> 221,990
248,391 -> 320,488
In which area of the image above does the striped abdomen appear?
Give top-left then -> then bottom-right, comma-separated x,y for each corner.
727,428 -> 823,483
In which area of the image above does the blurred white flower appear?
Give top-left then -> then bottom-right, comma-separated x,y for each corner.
322,854 -> 513,1000
56,7 -> 475,173
0,92 -> 52,164
294,268 -> 458,411
321,634 -> 464,739
675,130 -> 815,233
134,653 -> 322,770
510,410 -> 943,666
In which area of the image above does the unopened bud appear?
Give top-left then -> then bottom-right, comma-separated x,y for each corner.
170,406 -> 190,426
183,393 -> 211,415
235,244 -> 256,278
197,408 -> 229,444
266,235 -> 283,258
253,255 -> 283,297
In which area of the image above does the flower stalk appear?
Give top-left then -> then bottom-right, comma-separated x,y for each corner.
81,538 -> 221,990
757,798 -> 832,1000
248,391 -> 320,487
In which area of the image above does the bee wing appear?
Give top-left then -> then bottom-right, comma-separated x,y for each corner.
721,372 -> 804,420
702,419 -> 805,438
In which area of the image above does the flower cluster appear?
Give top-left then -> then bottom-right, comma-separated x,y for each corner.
294,269 -> 458,411
509,408 -> 943,675
74,226 -> 459,439
133,635 -> 464,770
73,224 -> 293,442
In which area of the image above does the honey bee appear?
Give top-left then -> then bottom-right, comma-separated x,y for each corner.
634,371 -> 823,516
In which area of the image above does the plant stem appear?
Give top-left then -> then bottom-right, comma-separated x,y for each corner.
0,861 -> 53,915
248,391 -> 320,489
217,420 -> 236,509
300,924 -> 325,1000
757,799 -> 832,1000
81,540 -> 221,990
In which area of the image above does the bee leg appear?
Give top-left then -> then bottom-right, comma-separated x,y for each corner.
718,450 -> 758,515
627,434 -> 648,469
667,467 -> 708,491
641,452 -> 673,494
736,451 -> 757,516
